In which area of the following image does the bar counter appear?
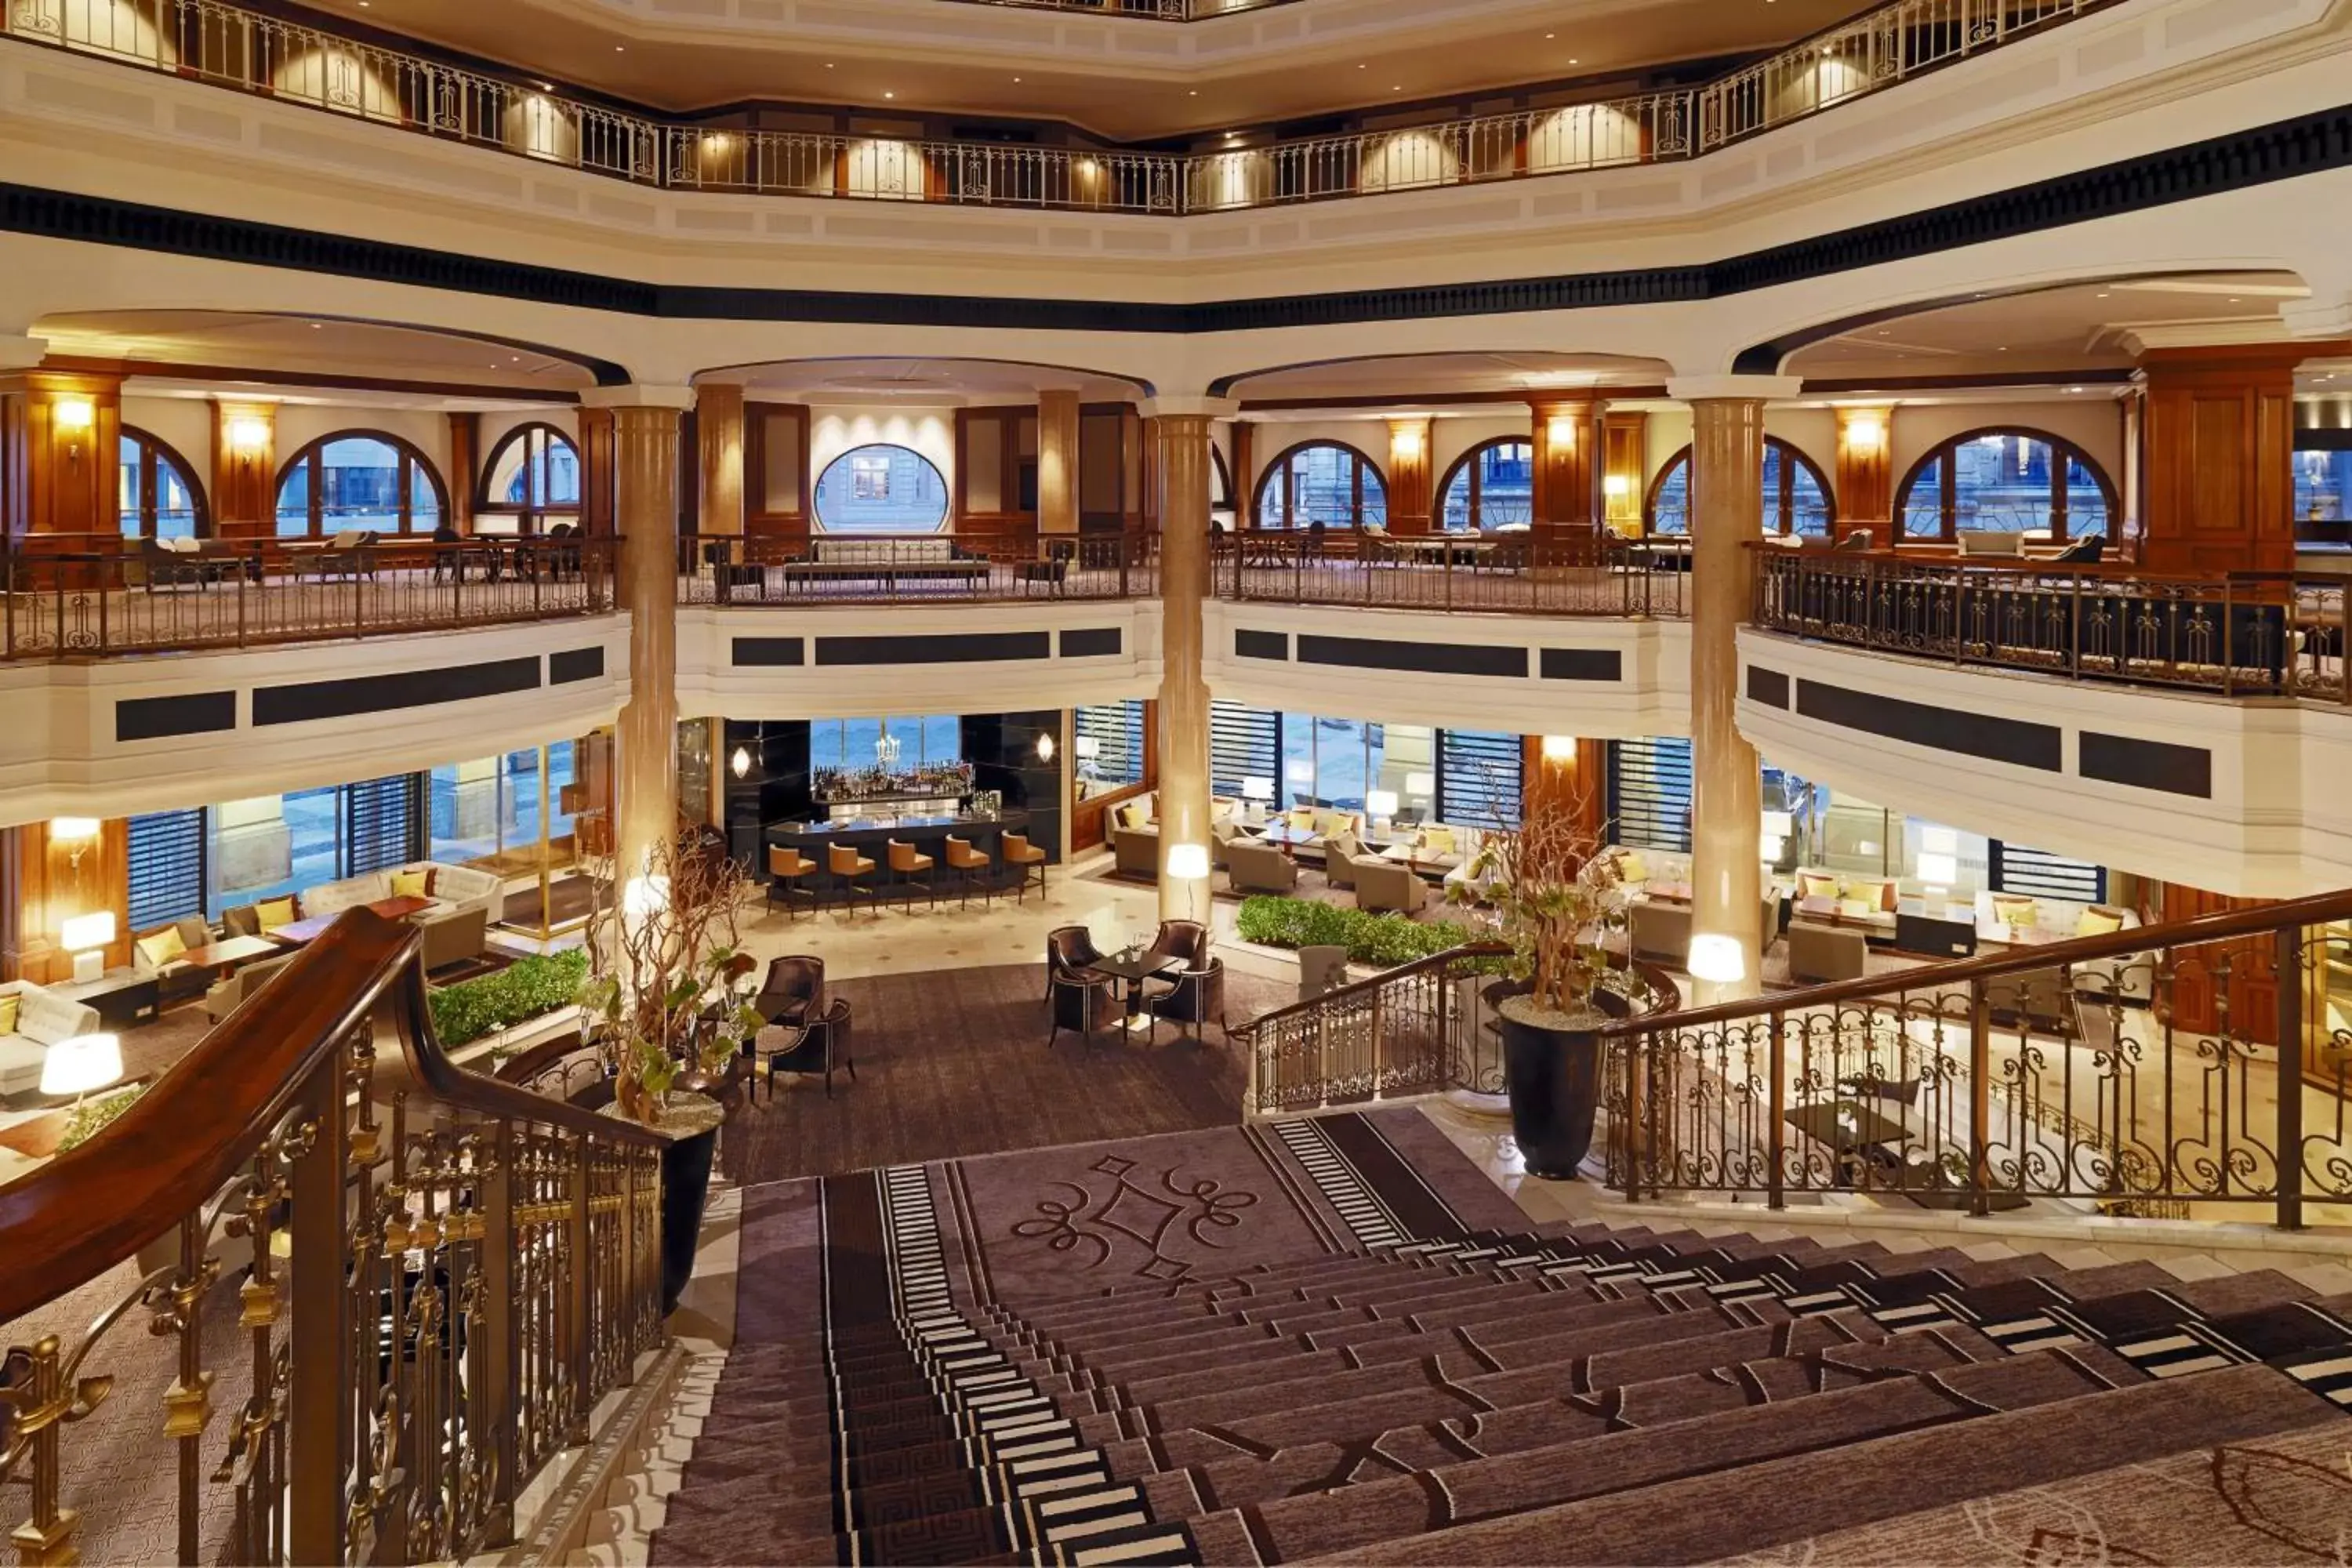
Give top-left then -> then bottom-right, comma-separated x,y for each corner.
766,808 -> 1037,896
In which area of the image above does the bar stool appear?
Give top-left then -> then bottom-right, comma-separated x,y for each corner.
886,838 -> 936,913
827,842 -> 879,920
766,844 -> 816,920
1002,832 -> 1049,903
944,835 -> 994,909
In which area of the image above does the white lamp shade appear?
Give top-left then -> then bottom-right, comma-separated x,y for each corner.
1760,835 -> 1786,863
1165,842 -> 1211,880
1916,852 -> 1960,887
1241,775 -> 1275,802
621,874 -> 670,920
1687,934 -> 1747,985
60,911 -> 116,951
1366,789 -> 1399,818
1073,736 -> 1101,760
42,1033 -> 122,1098
1404,771 -> 1436,798
1760,810 -> 1795,839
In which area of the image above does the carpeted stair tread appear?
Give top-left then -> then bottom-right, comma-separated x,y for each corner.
1294,1360 -> 2339,1566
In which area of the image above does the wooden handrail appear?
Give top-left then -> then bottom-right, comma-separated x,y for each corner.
1747,541 -> 2317,587
1233,942 -> 1511,1040
0,909 -> 655,1324
1599,886 -> 2352,1039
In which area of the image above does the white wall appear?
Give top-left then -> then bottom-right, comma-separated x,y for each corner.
807,406 -> 957,525
119,395 -> 212,482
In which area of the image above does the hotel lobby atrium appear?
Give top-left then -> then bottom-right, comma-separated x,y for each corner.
7,0 -> 2352,1563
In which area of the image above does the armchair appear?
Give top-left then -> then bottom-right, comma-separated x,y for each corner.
763,997 -> 855,1098
1353,857 -> 1427,915
1149,956 -> 1229,1047
1148,920 -> 1208,968
1045,925 -> 1102,1002
1112,825 -> 1160,879
754,955 -> 825,1028
1226,840 -> 1298,895
1323,830 -> 1363,891
1630,900 -> 1693,968
1048,967 -> 1120,1047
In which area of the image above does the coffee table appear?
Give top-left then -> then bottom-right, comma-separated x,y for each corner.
51,968 -> 162,1030
181,934 -> 284,979
1086,950 -> 1181,1031
267,895 -> 436,946
1794,895 -> 1897,936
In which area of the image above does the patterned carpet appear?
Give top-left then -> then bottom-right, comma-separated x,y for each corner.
652,1109 -> 2352,1566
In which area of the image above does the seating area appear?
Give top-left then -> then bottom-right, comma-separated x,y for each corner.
1107,790 -> 1489,912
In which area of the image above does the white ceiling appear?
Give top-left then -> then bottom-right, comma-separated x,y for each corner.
36,310 -> 596,398
1227,350 -> 1673,403
710,357 -> 1149,404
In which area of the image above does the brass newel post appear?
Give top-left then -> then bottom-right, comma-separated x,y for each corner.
1968,978 -> 1993,1218
2277,924 -> 2306,1231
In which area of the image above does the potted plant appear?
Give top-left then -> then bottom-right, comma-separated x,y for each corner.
581,829 -> 753,1309
1449,775 -> 1624,1179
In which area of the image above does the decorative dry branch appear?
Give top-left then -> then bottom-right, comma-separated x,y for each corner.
1449,764 -> 1622,1020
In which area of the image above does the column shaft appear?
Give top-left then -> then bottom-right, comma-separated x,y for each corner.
1689,397 -> 1766,1004
1156,414 -> 1214,924
613,405 -> 682,883
1038,389 -> 1080,537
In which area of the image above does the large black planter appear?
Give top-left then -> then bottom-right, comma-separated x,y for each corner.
659,1126 -> 718,1314
1500,991 -> 1627,1181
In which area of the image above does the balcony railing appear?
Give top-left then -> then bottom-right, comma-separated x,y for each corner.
680,531 -> 1158,606
1216,530 -> 1691,618
949,0 -> 1293,18
0,0 -> 2112,216
0,533 -> 618,659
0,910 -> 670,1565
1751,547 -> 2350,702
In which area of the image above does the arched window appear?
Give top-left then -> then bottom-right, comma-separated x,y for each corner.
1254,441 -> 1387,530
118,426 -> 206,539
479,422 -> 581,534
1897,428 -> 2114,541
1436,438 -> 1534,532
813,443 -> 949,532
274,432 -> 446,536
1646,438 -> 1834,537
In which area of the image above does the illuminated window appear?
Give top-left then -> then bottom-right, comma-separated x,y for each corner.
1437,439 -> 1534,532
814,444 -> 947,532
274,431 -> 446,536
118,427 -> 206,539
1646,438 -> 1833,536
1898,429 -> 2113,540
1254,441 -> 1387,530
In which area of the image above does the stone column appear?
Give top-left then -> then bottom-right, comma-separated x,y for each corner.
586,386 -> 693,884
1670,376 -> 1798,1004
1146,399 -> 1233,924
1038,388 -> 1080,539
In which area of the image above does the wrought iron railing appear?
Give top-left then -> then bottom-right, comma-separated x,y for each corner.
1600,891 -> 2352,1230
1217,531 -> 1690,618
0,909 -> 670,1565
0,533 -> 617,659
679,530 -> 1158,605
949,0 -> 1290,16
0,0 -> 2114,215
1751,548 -> 2350,702
1235,943 -> 1681,1116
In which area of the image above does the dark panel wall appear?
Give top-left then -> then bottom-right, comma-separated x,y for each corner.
964,710 -> 1065,865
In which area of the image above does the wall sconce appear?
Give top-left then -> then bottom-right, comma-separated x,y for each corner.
49,817 -> 100,869
1036,733 -> 1056,764
1546,416 -> 1577,449
1391,426 -> 1424,460
730,746 -> 751,779
53,397 -> 93,463
1844,416 -> 1885,451
229,416 -> 270,473
1540,735 -> 1577,762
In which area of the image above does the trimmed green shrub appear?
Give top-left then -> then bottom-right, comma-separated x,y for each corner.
428,949 -> 590,1048
1234,895 -> 1484,968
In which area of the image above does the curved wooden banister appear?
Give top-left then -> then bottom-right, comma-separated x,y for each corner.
0,913 -> 413,1325
1598,887 -> 2352,1040
1233,942 -> 1511,1039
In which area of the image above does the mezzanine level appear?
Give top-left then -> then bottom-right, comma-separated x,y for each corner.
0,0 -> 2111,216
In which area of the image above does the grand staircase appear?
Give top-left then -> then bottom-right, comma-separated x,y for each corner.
648,1206 -> 2352,1566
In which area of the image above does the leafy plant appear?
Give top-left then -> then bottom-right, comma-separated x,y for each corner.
582,830 -> 753,1127
1234,895 -> 1483,968
427,949 -> 591,1048
57,1083 -> 148,1152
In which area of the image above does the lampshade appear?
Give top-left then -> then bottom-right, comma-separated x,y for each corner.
1404,771 -> 1436,798
52,397 -> 94,434
1366,789 -> 1399,819
1073,735 -> 1101,760
1760,835 -> 1786,863
1165,842 -> 1211,881
621,874 -> 670,920
49,817 -> 100,843
41,1033 -> 122,1099
1240,775 -> 1276,802
60,911 -> 115,952
1687,935 -> 1746,985
1602,474 -> 1633,499
1916,851 -> 1959,887
1761,809 -> 1795,840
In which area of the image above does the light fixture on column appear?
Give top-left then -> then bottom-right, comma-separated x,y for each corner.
49,817 -> 100,869
1165,842 -> 1210,882
1546,415 -> 1577,449
53,397 -> 94,465
41,1032 -> 122,1114
621,873 -> 670,921
730,746 -> 751,779
1687,933 -> 1745,986
1602,474 -> 1632,499
1036,732 -> 1057,764
1540,735 -> 1577,763
60,911 -> 115,984
1390,423 -> 1424,459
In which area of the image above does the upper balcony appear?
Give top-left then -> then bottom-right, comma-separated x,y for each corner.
0,0 -> 2116,219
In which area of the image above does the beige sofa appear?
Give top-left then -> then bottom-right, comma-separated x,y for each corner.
1227,840 -> 1298,895
303,861 -> 501,922
0,982 -> 103,1098
1353,857 -> 1427,915
205,952 -> 299,1025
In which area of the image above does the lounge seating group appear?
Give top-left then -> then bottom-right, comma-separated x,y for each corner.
0,981 -> 103,1098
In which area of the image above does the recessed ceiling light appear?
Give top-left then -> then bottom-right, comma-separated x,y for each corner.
1569,57 -> 1580,64
884,90 -> 895,99
824,62 -> 834,68
1013,76 -> 1022,82
614,45 -> 624,52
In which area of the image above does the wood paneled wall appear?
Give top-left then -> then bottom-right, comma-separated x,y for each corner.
0,371 -> 123,542
3,819 -> 132,985
2138,347 -> 2301,573
211,399 -> 278,538
1530,400 -> 1599,539
744,401 -> 810,540
954,406 -> 1039,539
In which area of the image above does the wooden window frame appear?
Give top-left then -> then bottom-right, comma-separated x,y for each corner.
1642,438 -> 1836,537
1894,426 -> 2118,544
476,420 -> 582,536
273,430 -> 450,537
1434,437 -> 1536,533
118,424 -> 210,539
1251,438 -> 1387,531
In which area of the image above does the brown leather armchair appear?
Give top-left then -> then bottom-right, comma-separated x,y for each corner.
755,954 -> 824,1028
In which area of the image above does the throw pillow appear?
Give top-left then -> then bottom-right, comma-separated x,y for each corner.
175,916 -> 212,950
137,927 -> 187,968
390,868 -> 430,900
1421,826 -> 1457,855
2075,907 -> 2125,938
256,896 -> 298,931
1287,808 -> 1316,833
1798,871 -> 1840,900
1613,851 -> 1649,884
0,994 -> 18,1036
1838,897 -> 1874,918
1991,895 -> 2038,930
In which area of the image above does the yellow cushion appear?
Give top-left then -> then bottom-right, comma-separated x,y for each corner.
256,897 -> 298,931
137,927 -> 187,968
1798,871 -> 1840,900
2075,907 -> 2125,938
0,994 -> 17,1036
1287,808 -> 1316,832
1991,895 -> 2038,929
1613,851 -> 1649,884
1420,826 -> 1457,855
1849,879 -> 1895,913
1838,897 -> 1874,918
390,868 -> 430,899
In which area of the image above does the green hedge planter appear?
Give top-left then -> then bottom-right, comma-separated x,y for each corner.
428,949 -> 590,1048
1234,895 -> 1485,968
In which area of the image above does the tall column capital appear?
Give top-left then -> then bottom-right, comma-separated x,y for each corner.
1666,376 -> 1804,405
1142,396 -> 1240,422
580,383 -> 698,412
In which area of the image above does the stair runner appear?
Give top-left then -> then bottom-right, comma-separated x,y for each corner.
649,1115 -> 2352,1566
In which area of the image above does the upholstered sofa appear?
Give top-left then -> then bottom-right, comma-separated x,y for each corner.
132,915 -> 224,1004
1973,892 -> 2151,1002
205,952 -> 299,1025
1603,845 -> 1693,895
0,982 -> 103,1098
302,861 -> 501,922
1112,825 -> 1160,878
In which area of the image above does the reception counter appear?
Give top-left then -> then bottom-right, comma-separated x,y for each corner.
766,808 -> 1039,895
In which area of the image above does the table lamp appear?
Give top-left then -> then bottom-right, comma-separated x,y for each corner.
1404,771 -> 1435,802
1916,851 -> 1959,903
1366,789 -> 1399,833
60,911 -> 115,984
1688,933 -> 1746,986
1241,775 -> 1274,823
42,1032 -> 122,1112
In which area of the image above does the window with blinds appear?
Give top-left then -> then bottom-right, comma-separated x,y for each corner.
1991,842 -> 2106,904
1210,701 -> 1280,798
1438,730 -> 1523,830
1609,739 -> 1693,852
340,775 -> 419,877
127,809 -> 205,931
1073,701 -> 1146,789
